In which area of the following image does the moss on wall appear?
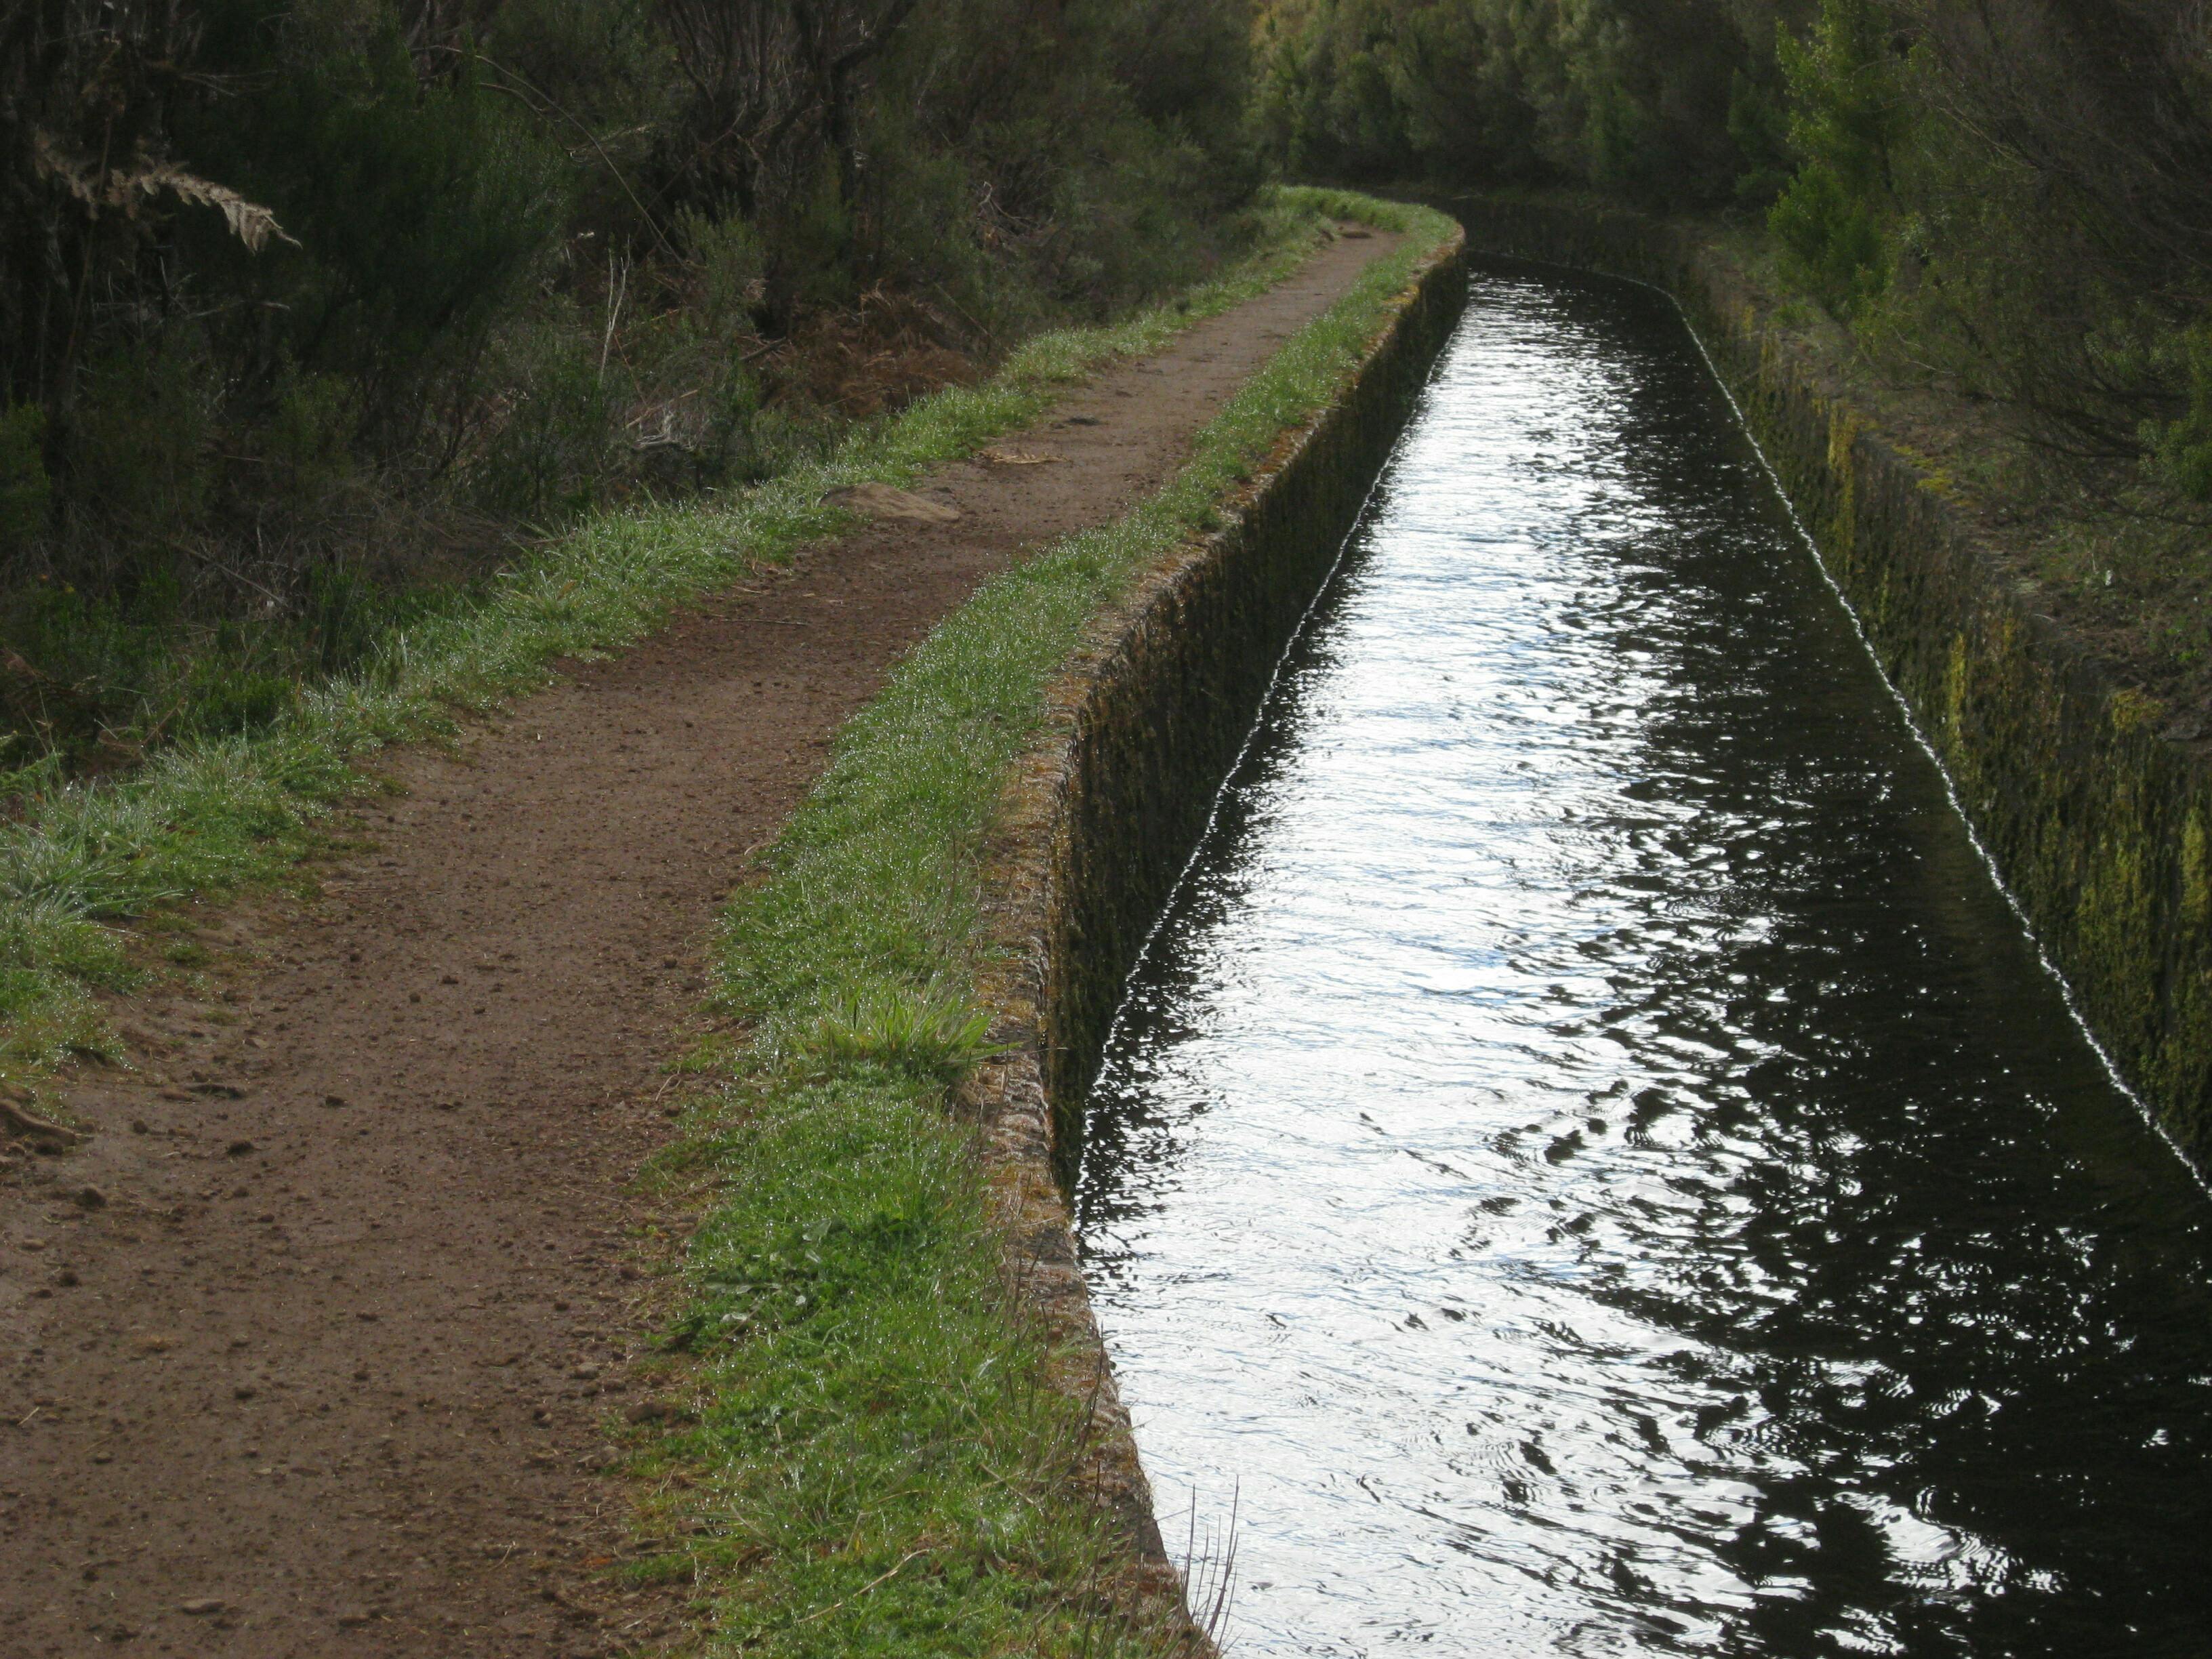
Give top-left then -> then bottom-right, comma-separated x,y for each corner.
1450,192 -> 2212,1172
1018,241 -> 1470,1167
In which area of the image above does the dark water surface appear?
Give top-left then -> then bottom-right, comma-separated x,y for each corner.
1073,266 -> 2212,1658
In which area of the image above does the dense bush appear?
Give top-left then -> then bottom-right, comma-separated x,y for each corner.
1252,0 -> 2212,537
0,0 -> 1257,777
1249,0 -> 1781,205
1725,0 -> 2212,533
1765,0 -> 1898,310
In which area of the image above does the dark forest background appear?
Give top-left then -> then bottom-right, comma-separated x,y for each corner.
0,0 -> 1256,764
1255,0 -> 2212,694
1255,0 -> 2212,510
9,0 -> 2212,774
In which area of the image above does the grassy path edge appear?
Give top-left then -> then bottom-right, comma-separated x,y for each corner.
0,186 -> 1355,1092
644,192 -> 1458,1656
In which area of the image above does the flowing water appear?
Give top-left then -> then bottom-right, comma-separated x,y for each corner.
1073,264 -> 2212,1658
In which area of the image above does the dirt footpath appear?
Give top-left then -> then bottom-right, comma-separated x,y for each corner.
0,228 -> 1397,1657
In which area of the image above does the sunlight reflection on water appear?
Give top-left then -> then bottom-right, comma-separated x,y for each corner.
1074,265 -> 2212,1659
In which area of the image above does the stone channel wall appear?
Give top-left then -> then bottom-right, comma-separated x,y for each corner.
1445,192 -> 2212,1174
954,226 -> 1468,1626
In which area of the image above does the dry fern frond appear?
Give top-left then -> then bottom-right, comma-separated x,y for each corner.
31,131 -> 299,253
128,162 -> 299,252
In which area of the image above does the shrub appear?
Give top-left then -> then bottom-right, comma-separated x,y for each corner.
1768,0 -> 1903,314
182,10 -> 571,420
1769,159 -> 1889,312
64,334 -> 220,542
262,369 -> 359,510
182,657 -> 299,739
0,405 -> 52,552
476,318 -> 619,523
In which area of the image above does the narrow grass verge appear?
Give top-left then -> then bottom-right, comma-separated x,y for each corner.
0,187 -> 1356,1092
639,191 -> 1456,1656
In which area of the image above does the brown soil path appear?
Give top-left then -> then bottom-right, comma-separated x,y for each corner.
0,229 -> 1399,1657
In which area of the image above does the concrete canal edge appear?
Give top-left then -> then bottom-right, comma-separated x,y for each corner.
951,226 -> 1468,1613
1448,191 -> 2212,1176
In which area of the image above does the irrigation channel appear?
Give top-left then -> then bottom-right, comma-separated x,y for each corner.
1071,262 -> 2212,1657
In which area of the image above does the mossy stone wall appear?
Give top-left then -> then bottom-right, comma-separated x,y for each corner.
1450,193 -> 2212,1171
1031,243 -> 1469,1166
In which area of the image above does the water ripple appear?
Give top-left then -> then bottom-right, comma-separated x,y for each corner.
1075,266 -> 2212,1657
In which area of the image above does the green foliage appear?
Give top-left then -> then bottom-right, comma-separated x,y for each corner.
185,4 -> 570,398
476,321 -> 619,522
1768,155 -> 1888,312
3,0 -> 1263,791
1768,0 -> 1901,312
681,209 -> 769,335
1249,0 -> 1769,205
863,0 -> 1258,321
762,157 -> 859,327
66,333 -> 220,537
0,404 -> 51,550
300,562 -> 391,677
181,652 -> 300,740
1776,0 -> 1897,195
482,0 -> 673,119
1727,67 -> 1794,206
2144,325 -> 2212,501
262,368 -> 359,507
1252,0 -> 1483,182
1582,60 -> 1660,197
1746,0 -> 2212,525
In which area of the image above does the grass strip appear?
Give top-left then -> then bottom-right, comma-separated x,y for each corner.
643,190 -> 1456,1656
0,187 -> 1359,1090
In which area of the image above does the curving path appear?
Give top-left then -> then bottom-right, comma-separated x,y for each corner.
0,228 -> 1399,1658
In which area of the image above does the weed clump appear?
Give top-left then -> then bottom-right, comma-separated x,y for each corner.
810,981 -> 1008,1082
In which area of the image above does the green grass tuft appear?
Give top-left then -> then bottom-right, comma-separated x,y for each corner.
810,981 -> 1009,1082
